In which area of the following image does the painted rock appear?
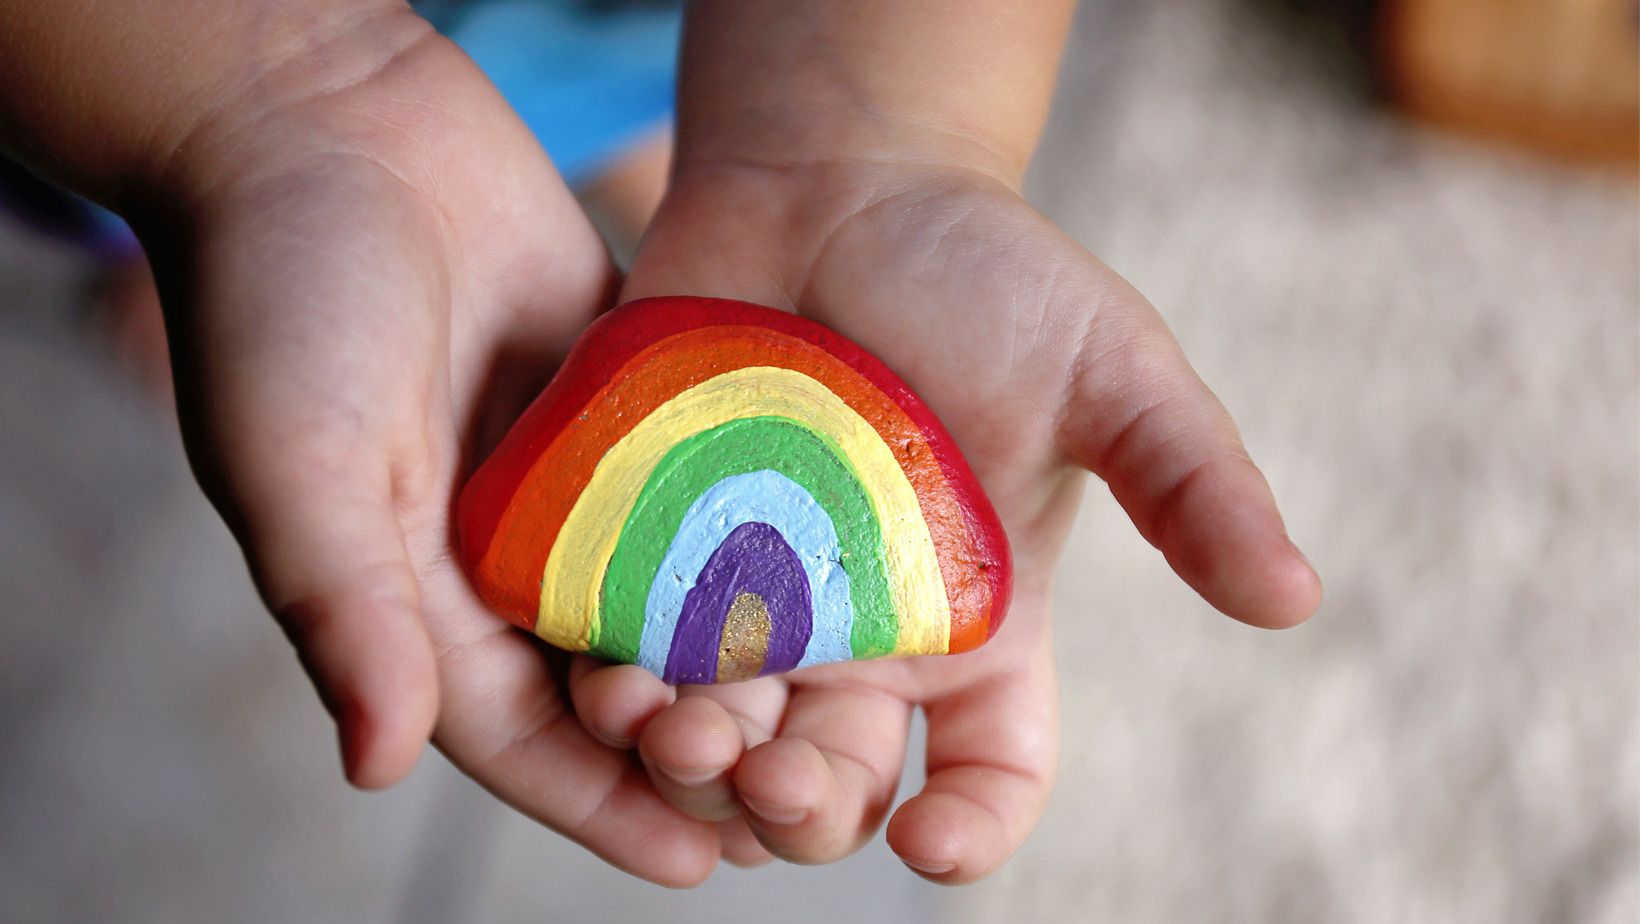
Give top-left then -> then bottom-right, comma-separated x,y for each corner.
456,296 -> 1011,684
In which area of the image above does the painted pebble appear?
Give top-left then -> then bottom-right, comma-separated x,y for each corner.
457,296 -> 1011,684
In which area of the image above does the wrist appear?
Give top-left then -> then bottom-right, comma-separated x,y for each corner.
673,103 -> 1030,193
636,131 -> 1026,310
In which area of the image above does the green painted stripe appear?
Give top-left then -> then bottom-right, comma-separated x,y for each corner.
593,416 -> 898,662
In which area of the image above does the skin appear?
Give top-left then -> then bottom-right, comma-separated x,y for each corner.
0,0 -> 1320,887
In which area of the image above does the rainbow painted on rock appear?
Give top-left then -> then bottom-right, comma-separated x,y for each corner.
457,296 -> 1011,684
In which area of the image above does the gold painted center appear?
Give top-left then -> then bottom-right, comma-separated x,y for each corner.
716,591 -> 772,683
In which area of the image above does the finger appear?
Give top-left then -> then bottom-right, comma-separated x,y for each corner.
675,675 -> 789,748
885,657 -> 1056,884
210,438 -> 439,790
427,574 -> 721,887
629,676 -> 789,819
568,657 -> 675,748
718,817 -> 775,868
1061,296 -> 1322,628
637,695 -> 747,822
626,676 -> 787,820
734,684 -> 912,864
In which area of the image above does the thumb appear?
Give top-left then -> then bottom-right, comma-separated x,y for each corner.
1061,294 -> 1322,629
188,414 -> 442,788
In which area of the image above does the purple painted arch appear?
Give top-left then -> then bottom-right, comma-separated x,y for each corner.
663,521 -> 813,684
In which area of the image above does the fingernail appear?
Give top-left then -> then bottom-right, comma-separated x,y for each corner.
901,857 -> 956,875
658,764 -> 721,787
741,796 -> 807,826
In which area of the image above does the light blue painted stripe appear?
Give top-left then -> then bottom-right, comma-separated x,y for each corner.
636,470 -> 856,675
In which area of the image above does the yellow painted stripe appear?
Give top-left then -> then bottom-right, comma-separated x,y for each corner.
537,366 -> 950,657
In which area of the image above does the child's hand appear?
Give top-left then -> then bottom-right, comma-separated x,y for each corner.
128,20 -> 721,885
565,151 -> 1321,881
555,1 -> 1321,882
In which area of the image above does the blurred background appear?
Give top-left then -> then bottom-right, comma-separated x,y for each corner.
1,0 -> 1636,921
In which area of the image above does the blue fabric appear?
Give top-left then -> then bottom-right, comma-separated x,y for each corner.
0,157 -> 140,259
427,0 -> 681,184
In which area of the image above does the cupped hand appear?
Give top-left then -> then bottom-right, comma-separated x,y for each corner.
567,154 -> 1323,882
141,20 -> 719,885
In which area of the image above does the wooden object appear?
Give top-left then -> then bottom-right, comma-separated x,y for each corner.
1384,0 -> 1640,167
457,297 -> 1011,684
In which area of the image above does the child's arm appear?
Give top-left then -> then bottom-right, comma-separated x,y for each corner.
671,0 -> 1073,185
569,0 -> 1323,882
